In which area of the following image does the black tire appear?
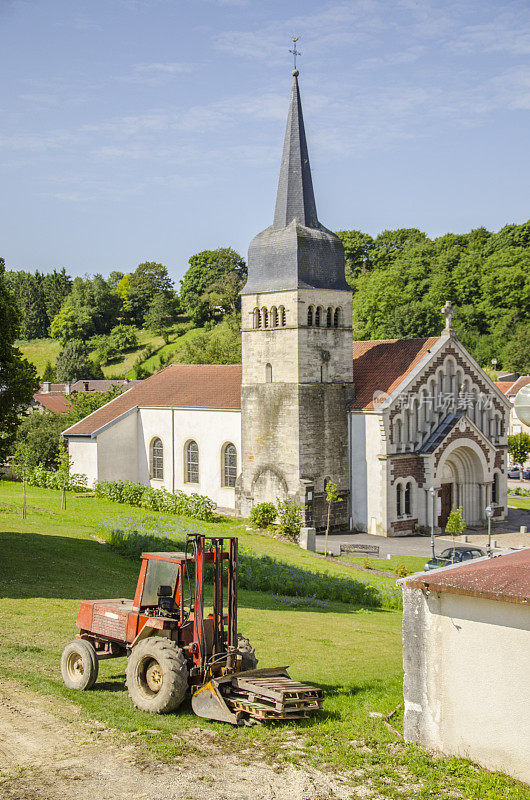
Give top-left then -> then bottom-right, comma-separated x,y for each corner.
60,639 -> 99,690
237,633 -> 258,671
126,637 -> 188,714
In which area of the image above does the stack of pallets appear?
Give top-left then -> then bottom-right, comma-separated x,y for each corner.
221,668 -> 323,721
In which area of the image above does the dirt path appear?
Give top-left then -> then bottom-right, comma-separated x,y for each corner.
0,681 -> 354,800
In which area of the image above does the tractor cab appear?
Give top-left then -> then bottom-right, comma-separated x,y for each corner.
133,551 -> 191,619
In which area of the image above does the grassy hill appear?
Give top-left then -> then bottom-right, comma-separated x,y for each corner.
17,324 -> 208,381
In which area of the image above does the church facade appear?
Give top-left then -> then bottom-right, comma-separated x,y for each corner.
63,72 -> 510,536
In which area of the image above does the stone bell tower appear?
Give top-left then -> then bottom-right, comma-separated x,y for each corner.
235,70 -> 354,529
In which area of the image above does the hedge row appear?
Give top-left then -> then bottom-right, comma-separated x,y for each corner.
100,521 -> 401,609
94,479 -> 217,521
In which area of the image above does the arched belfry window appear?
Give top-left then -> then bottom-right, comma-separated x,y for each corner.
254,308 -> 262,329
271,306 -> 278,327
315,306 -> 322,327
265,363 -> 272,383
262,307 -> 268,328
326,307 -> 332,327
334,308 -> 341,328
279,306 -> 286,326
307,306 -> 314,327
185,440 -> 199,484
151,437 -> 163,479
223,443 -> 237,488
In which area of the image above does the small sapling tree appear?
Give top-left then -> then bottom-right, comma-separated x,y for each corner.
445,506 -> 466,561
12,442 -> 36,519
324,481 -> 341,557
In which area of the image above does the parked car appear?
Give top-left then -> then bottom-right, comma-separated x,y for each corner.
507,467 -> 521,479
523,469 -> 530,480
424,546 -> 486,571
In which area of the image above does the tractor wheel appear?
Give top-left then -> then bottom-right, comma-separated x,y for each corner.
126,637 -> 188,714
60,639 -> 99,691
237,633 -> 258,671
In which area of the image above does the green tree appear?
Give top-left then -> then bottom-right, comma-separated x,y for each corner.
508,433 -> 530,467
41,268 -> 72,323
144,292 -> 177,336
14,411 -> 66,469
445,506 -> 466,559
503,324 -> 530,374
63,385 -> 122,427
42,360 -> 56,382
50,304 -> 92,343
109,324 -> 138,351
4,270 -> 49,338
0,258 -> 40,461
335,229 -> 374,283
179,248 -> 246,325
324,480 -> 341,557
174,318 -> 241,365
127,262 -> 176,325
55,340 -> 94,382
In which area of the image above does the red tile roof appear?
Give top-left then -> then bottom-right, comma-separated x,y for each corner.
506,376 -> 530,397
63,364 -> 243,436
33,393 -> 70,414
403,548 -> 530,605
494,380 -> 515,395
351,337 -> 440,409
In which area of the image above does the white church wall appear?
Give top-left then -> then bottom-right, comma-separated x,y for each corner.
138,407 -> 241,510
69,437 -> 98,487
350,411 -> 388,535
97,411 -> 139,483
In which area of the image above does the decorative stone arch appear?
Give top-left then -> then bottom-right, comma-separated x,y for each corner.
251,465 -> 289,506
315,306 -> 323,327
393,415 -> 403,447
261,306 -> 269,328
394,477 -> 416,518
333,307 -> 341,327
326,306 -> 333,327
270,306 -> 278,328
435,438 -> 489,525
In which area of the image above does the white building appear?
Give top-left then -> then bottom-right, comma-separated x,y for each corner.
401,549 -> 530,785
63,72 -> 511,535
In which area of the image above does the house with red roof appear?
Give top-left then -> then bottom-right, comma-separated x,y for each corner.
62,71 -> 511,532
495,376 -> 530,455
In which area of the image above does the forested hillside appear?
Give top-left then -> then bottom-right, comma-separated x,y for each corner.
337,220 -> 530,373
6,221 -> 530,378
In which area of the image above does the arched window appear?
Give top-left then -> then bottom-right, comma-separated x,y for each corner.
492,473 -> 499,504
185,440 -> 199,484
254,308 -> 262,329
265,363 -> 272,383
320,362 -> 329,382
334,307 -> 341,327
262,307 -> 268,328
270,306 -> 278,327
394,419 -> 402,445
151,437 -> 163,479
404,482 -> 412,516
307,306 -> 314,327
223,443 -> 237,488
315,306 -> 322,327
326,307 -> 332,327
396,484 -> 403,516
279,306 -> 286,326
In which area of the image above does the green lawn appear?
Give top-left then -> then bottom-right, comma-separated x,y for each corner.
336,554 -> 428,575
508,497 -> 530,511
1,480 -> 528,799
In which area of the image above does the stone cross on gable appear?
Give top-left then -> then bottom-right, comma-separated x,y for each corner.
442,300 -> 455,332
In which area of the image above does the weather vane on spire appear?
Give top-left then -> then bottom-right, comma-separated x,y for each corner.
289,35 -> 301,72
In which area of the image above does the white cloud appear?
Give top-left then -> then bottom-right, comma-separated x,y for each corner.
133,62 -> 194,74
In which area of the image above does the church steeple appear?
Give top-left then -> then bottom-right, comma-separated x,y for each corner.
273,71 -> 318,230
242,70 -> 350,295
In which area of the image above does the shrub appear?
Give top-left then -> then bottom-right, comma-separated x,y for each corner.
276,499 -> 303,541
24,466 -> 87,492
395,563 -> 409,578
93,479 -> 216,521
250,502 -> 277,528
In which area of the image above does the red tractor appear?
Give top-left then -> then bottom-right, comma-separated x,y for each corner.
61,535 -> 322,724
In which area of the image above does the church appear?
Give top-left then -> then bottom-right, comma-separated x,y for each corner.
63,71 -> 511,536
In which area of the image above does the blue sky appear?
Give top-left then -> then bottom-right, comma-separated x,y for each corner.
1,0 -> 529,283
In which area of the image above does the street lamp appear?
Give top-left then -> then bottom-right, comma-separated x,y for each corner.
491,358 -> 498,371
428,486 -> 437,560
485,504 -> 495,552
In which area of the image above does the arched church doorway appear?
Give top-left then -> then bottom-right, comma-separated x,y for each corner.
251,466 -> 288,507
437,445 -> 486,527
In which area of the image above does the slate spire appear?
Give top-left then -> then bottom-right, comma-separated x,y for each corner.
273,70 -> 318,230
241,70 -> 351,295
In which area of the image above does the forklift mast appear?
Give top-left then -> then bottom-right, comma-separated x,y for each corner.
189,535 -> 238,675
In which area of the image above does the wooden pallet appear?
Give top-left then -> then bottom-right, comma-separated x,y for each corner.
221,674 -> 323,721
